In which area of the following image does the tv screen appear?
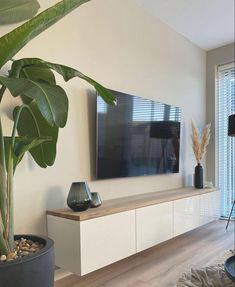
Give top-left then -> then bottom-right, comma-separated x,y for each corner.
96,90 -> 181,179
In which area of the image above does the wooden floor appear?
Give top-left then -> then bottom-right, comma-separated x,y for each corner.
55,220 -> 234,287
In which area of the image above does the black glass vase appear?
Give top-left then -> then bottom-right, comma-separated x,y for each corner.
67,182 -> 92,212
194,163 -> 203,189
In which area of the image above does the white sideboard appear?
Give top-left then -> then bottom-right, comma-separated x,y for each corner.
47,187 -> 220,276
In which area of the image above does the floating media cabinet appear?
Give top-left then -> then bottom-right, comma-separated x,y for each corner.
47,187 -> 220,276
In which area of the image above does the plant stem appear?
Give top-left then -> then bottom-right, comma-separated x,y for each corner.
5,104 -> 41,251
6,148 -> 14,251
0,86 -> 6,103
6,105 -> 29,251
0,118 -> 10,254
0,228 -> 9,255
0,118 -> 7,226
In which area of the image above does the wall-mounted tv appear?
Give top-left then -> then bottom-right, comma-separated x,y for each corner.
96,90 -> 181,179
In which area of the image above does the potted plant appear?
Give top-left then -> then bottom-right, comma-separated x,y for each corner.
0,0 -> 116,286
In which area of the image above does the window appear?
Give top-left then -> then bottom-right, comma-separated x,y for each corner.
217,62 -> 235,218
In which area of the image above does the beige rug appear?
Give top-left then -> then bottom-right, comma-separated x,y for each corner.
177,249 -> 235,287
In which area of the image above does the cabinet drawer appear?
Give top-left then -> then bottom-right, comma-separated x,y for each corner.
173,196 -> 200,237
48,210 -> 135,276
200,190 -> 220,224
136,202 -> 173,252
80,210 -> 135,275
47,216 -> 81,275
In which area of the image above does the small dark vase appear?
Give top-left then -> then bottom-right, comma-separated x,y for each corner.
194,163 -> 203,189
67,182 -> 92,211
90,192 -> 102,208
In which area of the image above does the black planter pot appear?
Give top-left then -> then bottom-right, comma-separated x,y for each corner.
0,235 -> 54,287
194,163 -> 203,189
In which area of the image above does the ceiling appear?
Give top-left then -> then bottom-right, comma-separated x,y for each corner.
137,0 -> 235,51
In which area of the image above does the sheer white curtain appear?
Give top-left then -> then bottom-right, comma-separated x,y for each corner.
216,62 -> 235,218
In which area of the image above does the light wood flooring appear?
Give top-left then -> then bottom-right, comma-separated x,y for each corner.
55,220 -> 234,287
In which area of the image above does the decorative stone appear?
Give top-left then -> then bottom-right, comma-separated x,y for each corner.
0,237 -> 44,263
7,252 -> 17,261
0,255 -> 6,261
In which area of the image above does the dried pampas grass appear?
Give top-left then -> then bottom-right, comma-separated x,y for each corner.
191,120 -> 211,163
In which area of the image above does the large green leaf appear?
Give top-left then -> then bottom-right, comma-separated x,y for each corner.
39,61 -> 117,105
14,137 -> 51,162
18,65 -> 56,105
0,0 -> 91,68
4,136 -> 52,171
0,76 -> 68,127
10,58 -> 117,105
19,65 -> 56,85
14,102 -> 59,167
0,0 -> 40,25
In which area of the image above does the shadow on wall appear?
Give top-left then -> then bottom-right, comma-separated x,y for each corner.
46,186 -> 67,210
23,186 -> 65,235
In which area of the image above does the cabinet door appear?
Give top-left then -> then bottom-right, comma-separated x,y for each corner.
200,190 -> 220,224
47,215 -> 81,275
173,196 -> 200,237
136,202 -> 173,252
80,210 -> 135,275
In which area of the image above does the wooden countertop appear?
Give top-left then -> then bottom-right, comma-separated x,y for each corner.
47,187 -> 218,221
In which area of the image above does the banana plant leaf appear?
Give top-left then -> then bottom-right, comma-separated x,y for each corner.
0,76 -> 68,128
0,0 -> 91,68
13,102 -> 58,168
16,65 -> 56,105
47,62 -> 117,105
10,58 -> 117,105
4,135 -> 52,171
0,0 -> 40,25
19,66 -> 56,85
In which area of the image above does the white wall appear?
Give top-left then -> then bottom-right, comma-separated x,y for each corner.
0,0 -> 206,235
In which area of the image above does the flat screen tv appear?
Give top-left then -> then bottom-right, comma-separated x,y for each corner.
96,90 -> 181,179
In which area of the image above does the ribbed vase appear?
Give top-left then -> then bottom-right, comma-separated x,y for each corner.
194,163 -> 203,189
